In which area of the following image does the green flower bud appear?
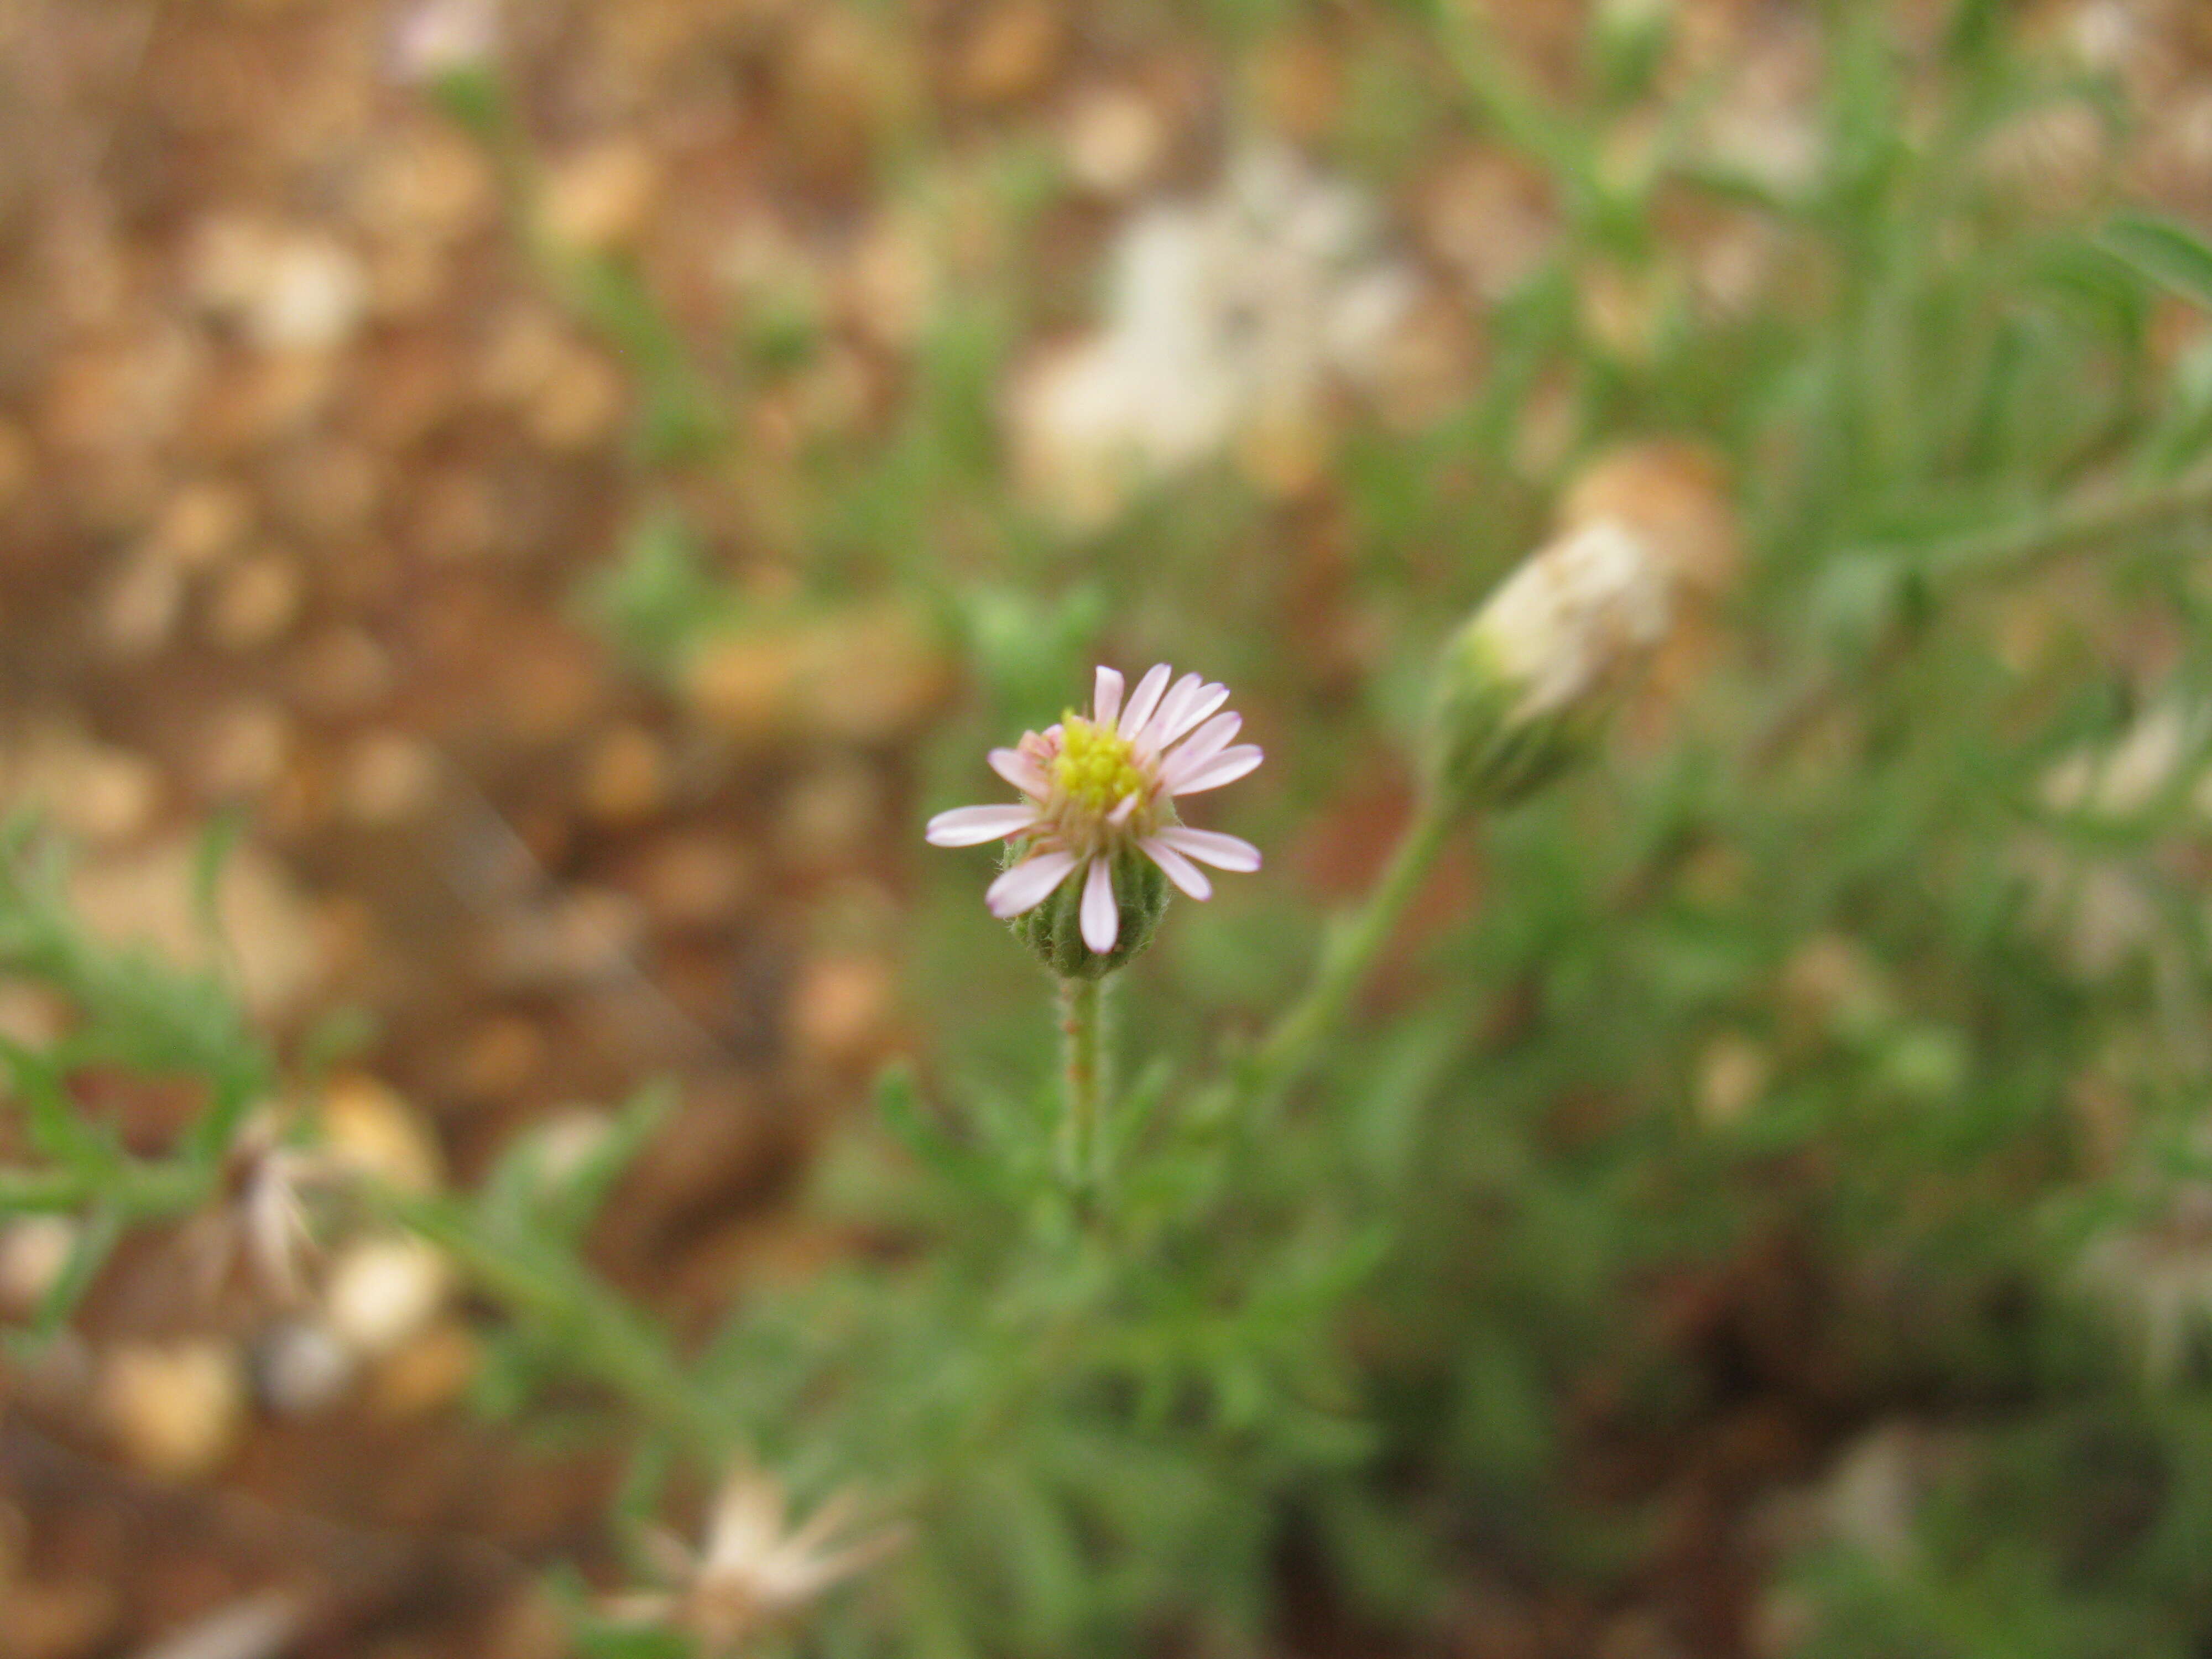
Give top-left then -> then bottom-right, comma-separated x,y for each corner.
1426,519 -> 1671,810
1009,841 -> 1171,980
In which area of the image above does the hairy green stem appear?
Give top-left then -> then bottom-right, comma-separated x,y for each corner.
1243,802 -> 1458,1108
1924,460 -> 2212,579
1757,463 -> 2212,766
1057,975 -> 1110,1192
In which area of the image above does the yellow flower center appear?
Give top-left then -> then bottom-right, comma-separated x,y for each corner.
1053,715 -> 1146,815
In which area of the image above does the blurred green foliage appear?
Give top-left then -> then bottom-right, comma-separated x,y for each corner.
862,5 -> 2212,1653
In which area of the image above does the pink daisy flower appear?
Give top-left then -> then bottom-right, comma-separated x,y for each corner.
926,663 -> 1265,956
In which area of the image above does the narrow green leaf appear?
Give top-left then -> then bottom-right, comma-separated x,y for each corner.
2,1206 -> 122,1350
876,1064 -> 994,1193
0,1035 -> 113,1167
2102,213 -> 2212,311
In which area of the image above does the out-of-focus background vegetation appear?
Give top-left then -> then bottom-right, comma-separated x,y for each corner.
13,0 -> 2212,1653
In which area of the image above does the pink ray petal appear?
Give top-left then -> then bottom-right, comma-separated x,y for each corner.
1141,837 -> 1213,900
988,747 -> 1050,797
1155,826 -> 1262,871
926,804 -> 1041,846
986,850 -> 1078,917
1166,745 -> 1262,795
1093,665 -> 1124,728
1117,663 -> 1172,741
1080,855 -> 1119,952
1159,712 -> 1242,789
1154,681 -> 1229,751
1138,674 -> 1204,752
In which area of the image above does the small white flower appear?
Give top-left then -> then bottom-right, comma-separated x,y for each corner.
389,0 -> 500,86
604,1467 -> 902,1654
2066,0 -> 2145,77
1013,148 -> 1420,526
926,663 -> 1264,956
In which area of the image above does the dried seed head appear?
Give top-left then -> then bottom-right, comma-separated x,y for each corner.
1428,519 -> 1672,806
602,1466 -> 905,1655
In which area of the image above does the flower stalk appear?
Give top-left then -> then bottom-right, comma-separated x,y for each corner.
1242,802 -> 1457,1109
1057,975 -> 1111,1193
1229,500 -> 1699,1110
1921,457 -> 2212,581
